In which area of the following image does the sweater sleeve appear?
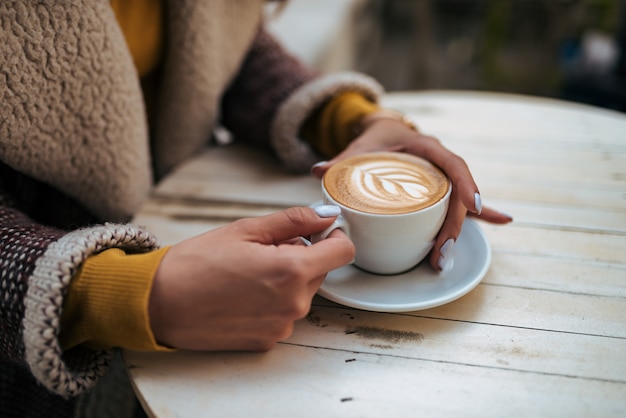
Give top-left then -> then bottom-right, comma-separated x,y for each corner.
0,188 -> 160,397
301,91 -> 381,158
221,26 -> 384,173
60,247 -> 173,352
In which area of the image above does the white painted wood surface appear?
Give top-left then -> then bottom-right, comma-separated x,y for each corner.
125,91 -> 626,418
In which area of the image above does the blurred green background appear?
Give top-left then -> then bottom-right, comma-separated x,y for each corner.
269,0 -> 626,112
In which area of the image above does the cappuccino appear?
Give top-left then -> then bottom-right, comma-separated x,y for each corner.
323,152 -> 449,215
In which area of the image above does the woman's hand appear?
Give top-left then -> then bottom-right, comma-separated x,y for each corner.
149,207 -> 354,351
311,113 -> 512,272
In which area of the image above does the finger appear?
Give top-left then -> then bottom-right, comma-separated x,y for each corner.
311,152 -> 357,179
407,135 -> 512,221
278,231 -> 352,296
311,161 -> 330,179
277,237 -> 309,246
403,137 -> 483,216
469,206 -> 513,224
310,130 -> 389,179
238,207 -> 338,245
284,228 -> 355,279
428,189 -> 467,272
404,137 -> 513,223
305,228 -> 355,276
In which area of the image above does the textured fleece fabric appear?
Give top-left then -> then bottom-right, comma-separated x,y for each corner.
0,0 -> 382,416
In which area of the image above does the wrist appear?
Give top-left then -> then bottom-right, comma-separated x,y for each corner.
356,109 -> 418,136
60,246 -> 174,352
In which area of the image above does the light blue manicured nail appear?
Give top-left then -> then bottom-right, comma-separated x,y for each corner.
438,256 -> 454,272
440,238 -> 455,258
311,161 -> 329,172
314,205 -> 341,218
474,192 -> 483,215
437,238 -> 455,272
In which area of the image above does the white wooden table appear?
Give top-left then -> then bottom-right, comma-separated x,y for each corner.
125,91 -> 626,417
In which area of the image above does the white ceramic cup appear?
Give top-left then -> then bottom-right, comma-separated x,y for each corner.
312,166 -> 451,275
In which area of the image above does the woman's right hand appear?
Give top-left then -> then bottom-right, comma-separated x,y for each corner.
148,207 -> 354,351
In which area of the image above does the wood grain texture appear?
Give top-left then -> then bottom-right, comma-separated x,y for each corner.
127,91 -> 626,418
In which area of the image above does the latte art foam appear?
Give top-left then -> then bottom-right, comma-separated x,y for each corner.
324,152 -> 449,214
352,161 -> 431,205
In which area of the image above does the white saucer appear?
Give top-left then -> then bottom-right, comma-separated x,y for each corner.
317,218 -> 491,312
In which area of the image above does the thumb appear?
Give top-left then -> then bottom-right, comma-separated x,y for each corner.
245,207 -> 338,244
311,161 -> 331,179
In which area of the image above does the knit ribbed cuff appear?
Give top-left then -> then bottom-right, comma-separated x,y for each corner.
271,71 -> 384,173
22,223 -> 159,396
60,247 -> 173,352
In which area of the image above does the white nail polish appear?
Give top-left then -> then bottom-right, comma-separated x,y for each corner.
474,193 -> 483,215
438,256 -> 455,272
440,238 -> 455,258
438,238 -> 455,273
311,161 -> 328,171
314,205 -> 341,218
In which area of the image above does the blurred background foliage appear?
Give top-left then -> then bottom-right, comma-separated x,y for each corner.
269,0 -> 626,112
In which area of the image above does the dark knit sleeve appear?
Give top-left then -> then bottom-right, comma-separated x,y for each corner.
0,194 -> 66,363
0,184 -> 159,397
220,26 -> 317,150
221,26 -> 384,173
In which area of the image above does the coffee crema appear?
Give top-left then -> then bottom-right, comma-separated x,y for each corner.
323,152 -> 449,214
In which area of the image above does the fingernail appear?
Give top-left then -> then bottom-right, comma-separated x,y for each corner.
314,205 -> 341,218
501,212 -> 514,221
438,256 -> 455,272
311,161 -> 328,173
437,238 -> 455,272
440,238 -> 455,258
474,193 -> 483,215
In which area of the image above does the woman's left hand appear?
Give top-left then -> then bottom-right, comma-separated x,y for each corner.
310,112 -> 512,272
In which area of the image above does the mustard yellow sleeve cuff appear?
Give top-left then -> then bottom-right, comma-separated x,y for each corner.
301,91 -> 381,158
60,246 -> 174,352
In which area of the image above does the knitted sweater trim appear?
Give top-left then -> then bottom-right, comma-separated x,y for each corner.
23,224 -> 159,396
271,71 -> 384,172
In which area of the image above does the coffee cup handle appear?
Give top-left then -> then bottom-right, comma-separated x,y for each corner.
310,216 -> 350,244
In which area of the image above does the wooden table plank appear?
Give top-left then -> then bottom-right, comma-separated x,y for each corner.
481,200 -> 626,233
444,140 -> 626,168
314,282 -> 626,339
485,225 -> 625,264
290,305 -> 626,381
486,253 -> 626,298
125,344 -> 626,418
384,91 -> 626,146
127,91 -> 626,417
475,182 -> 623,212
